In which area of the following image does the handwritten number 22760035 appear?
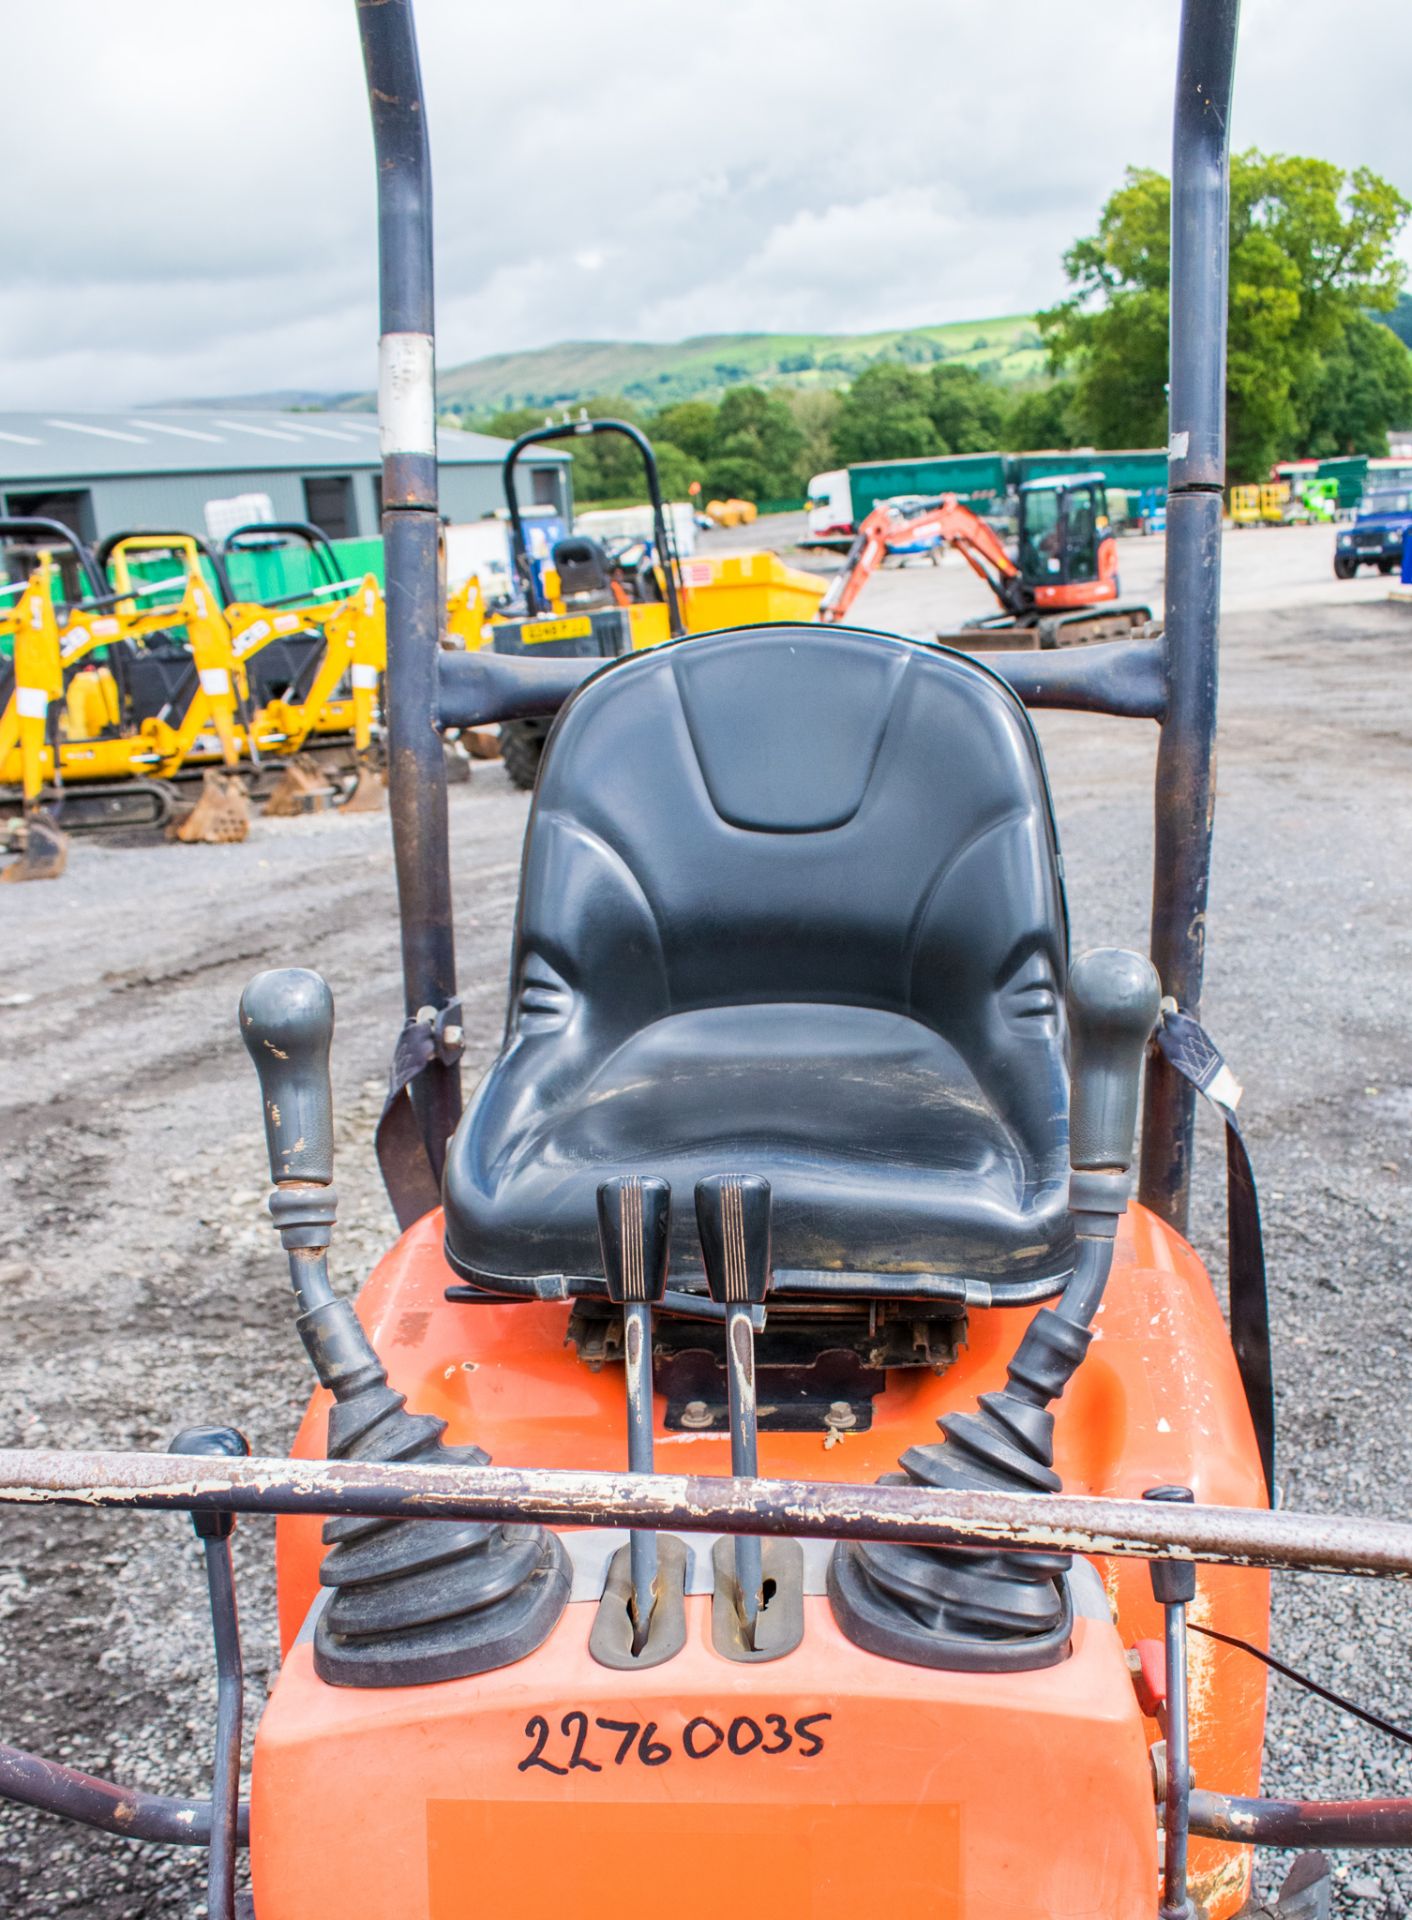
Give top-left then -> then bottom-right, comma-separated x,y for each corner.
518,1710 -> 831,1773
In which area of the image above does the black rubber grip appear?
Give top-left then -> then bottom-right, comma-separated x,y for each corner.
1067,948 -> 1162,1172
695,1174 -> 772,1306
596,1176 -> 671,1304
238,968 -> 336,1186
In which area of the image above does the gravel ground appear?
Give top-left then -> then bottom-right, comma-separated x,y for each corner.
1,521 -> 1409,1916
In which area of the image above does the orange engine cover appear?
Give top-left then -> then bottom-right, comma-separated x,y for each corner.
255,1204 -> 1269,1920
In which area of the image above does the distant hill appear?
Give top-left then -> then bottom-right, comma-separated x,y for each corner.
145,388 -> 365,412
418,315 -> 1044,418
153,316 -> 1045,419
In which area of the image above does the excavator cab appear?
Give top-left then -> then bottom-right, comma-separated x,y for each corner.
1015,474 -> 1117,608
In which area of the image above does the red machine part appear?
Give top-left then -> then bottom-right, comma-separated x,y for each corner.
263,1202 -> 1269,1920
1132,1636 -> 1169,1721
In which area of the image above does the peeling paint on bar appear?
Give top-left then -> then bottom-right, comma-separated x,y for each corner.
2,1450 -> 1411,1580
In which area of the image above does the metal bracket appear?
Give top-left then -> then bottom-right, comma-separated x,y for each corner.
414,998 -> 464,1065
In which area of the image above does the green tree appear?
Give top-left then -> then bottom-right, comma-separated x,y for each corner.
926,365 -> 1007,453
1040,154 -> 1411,479
649,400 -> 719,462
1298,311 -> 1412,456
831,364 -> 939,464
650,441 -> 696,501
482,405 -> 549,441
784,387 -> 843,479
1003,380 -> 1079,449
1375,290 -> 1412,349
704,385 -> 807,500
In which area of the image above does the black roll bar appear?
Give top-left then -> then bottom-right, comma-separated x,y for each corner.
357,0 -> 462,1173
221,519 -> 342,592
0,516 -> 107,601
503,417 -> 686,636
434,630 -> 1171,733
1139,0 -> 1239,1231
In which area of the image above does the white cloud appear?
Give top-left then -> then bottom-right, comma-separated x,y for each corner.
0,0 -> 1408,406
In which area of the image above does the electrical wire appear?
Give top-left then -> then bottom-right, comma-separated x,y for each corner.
1190,1622 -> 1412,1749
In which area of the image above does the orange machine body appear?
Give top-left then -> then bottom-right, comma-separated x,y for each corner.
257,1202 -> 1268,1920
1032,530 -> 1121,611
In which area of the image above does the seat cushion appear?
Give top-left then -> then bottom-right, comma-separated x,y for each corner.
446,1002 -> 1071,1284
442,625 -> 1072,1293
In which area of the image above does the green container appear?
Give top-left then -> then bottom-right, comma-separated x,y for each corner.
1015,449 -> 1168,494
224,535 -> 384,603
847,453 -> 1009,521
1313,456 -> 1368,509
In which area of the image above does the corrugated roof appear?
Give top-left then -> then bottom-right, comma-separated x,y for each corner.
0,410 -> 569,481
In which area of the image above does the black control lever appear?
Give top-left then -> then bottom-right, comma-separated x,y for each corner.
239,967 -> 569,1687
696,1174 -> 772,1647
830,948 -> 1162,1671
1069,948 -> 1166,1170
1061,947 -> 1163,1320
239,968 -> 339,1318
597,1176 -> 671,1655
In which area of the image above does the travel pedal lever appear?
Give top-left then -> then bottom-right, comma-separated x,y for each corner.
589,1177 -> 687,1669
696,1175 -> 802,1661
596,1175 -> 672,1655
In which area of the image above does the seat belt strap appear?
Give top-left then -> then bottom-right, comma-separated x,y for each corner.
374,1006 -> 458,1231
1155,1005 -> 1276,1497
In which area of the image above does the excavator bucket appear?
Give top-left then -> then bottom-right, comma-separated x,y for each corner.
0,807 -> 68,882
169,769 -> 250,844
339,758 -> 387,812
263,756 -> 335,817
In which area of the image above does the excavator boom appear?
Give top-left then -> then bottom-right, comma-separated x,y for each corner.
817,493 -> 1019,624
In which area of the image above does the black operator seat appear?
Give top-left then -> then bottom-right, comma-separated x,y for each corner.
551,536 -> 613,601
442,625 -> 1074,1294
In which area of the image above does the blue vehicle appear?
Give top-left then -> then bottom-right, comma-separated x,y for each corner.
1334,483 -> 1412,576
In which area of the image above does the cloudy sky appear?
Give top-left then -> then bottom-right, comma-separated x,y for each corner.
0,1 -> 1405,408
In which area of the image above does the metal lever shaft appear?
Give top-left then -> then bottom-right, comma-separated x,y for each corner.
597,1176 -> 671,1655
696,1174 -> 772,1646
1147,1484 -> 1198,1920
169,1425 -> 248,1920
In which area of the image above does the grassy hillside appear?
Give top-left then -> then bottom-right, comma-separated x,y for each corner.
329,315 -> 1044,417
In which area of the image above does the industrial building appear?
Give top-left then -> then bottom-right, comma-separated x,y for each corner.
0,409 -> 571,545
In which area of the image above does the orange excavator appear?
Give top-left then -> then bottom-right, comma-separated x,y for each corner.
819,472 -> 1152,648
11,12 -> 1412,1920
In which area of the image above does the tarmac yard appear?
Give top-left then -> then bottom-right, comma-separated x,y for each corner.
2,520 -> 1411,1916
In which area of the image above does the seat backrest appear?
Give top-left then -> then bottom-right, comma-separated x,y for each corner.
118,642 -> 196,723
510,625 -> 1070,1168
551,536 -> 612,599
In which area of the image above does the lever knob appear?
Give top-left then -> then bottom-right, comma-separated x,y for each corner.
169,1424 -> 250,1541
695,1174 -> 772,1306
238,969 -> 335,1186
597,1177 -> 671,1304
1143,1484 -> 1198,1606
1067,948 -> 1162,1172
